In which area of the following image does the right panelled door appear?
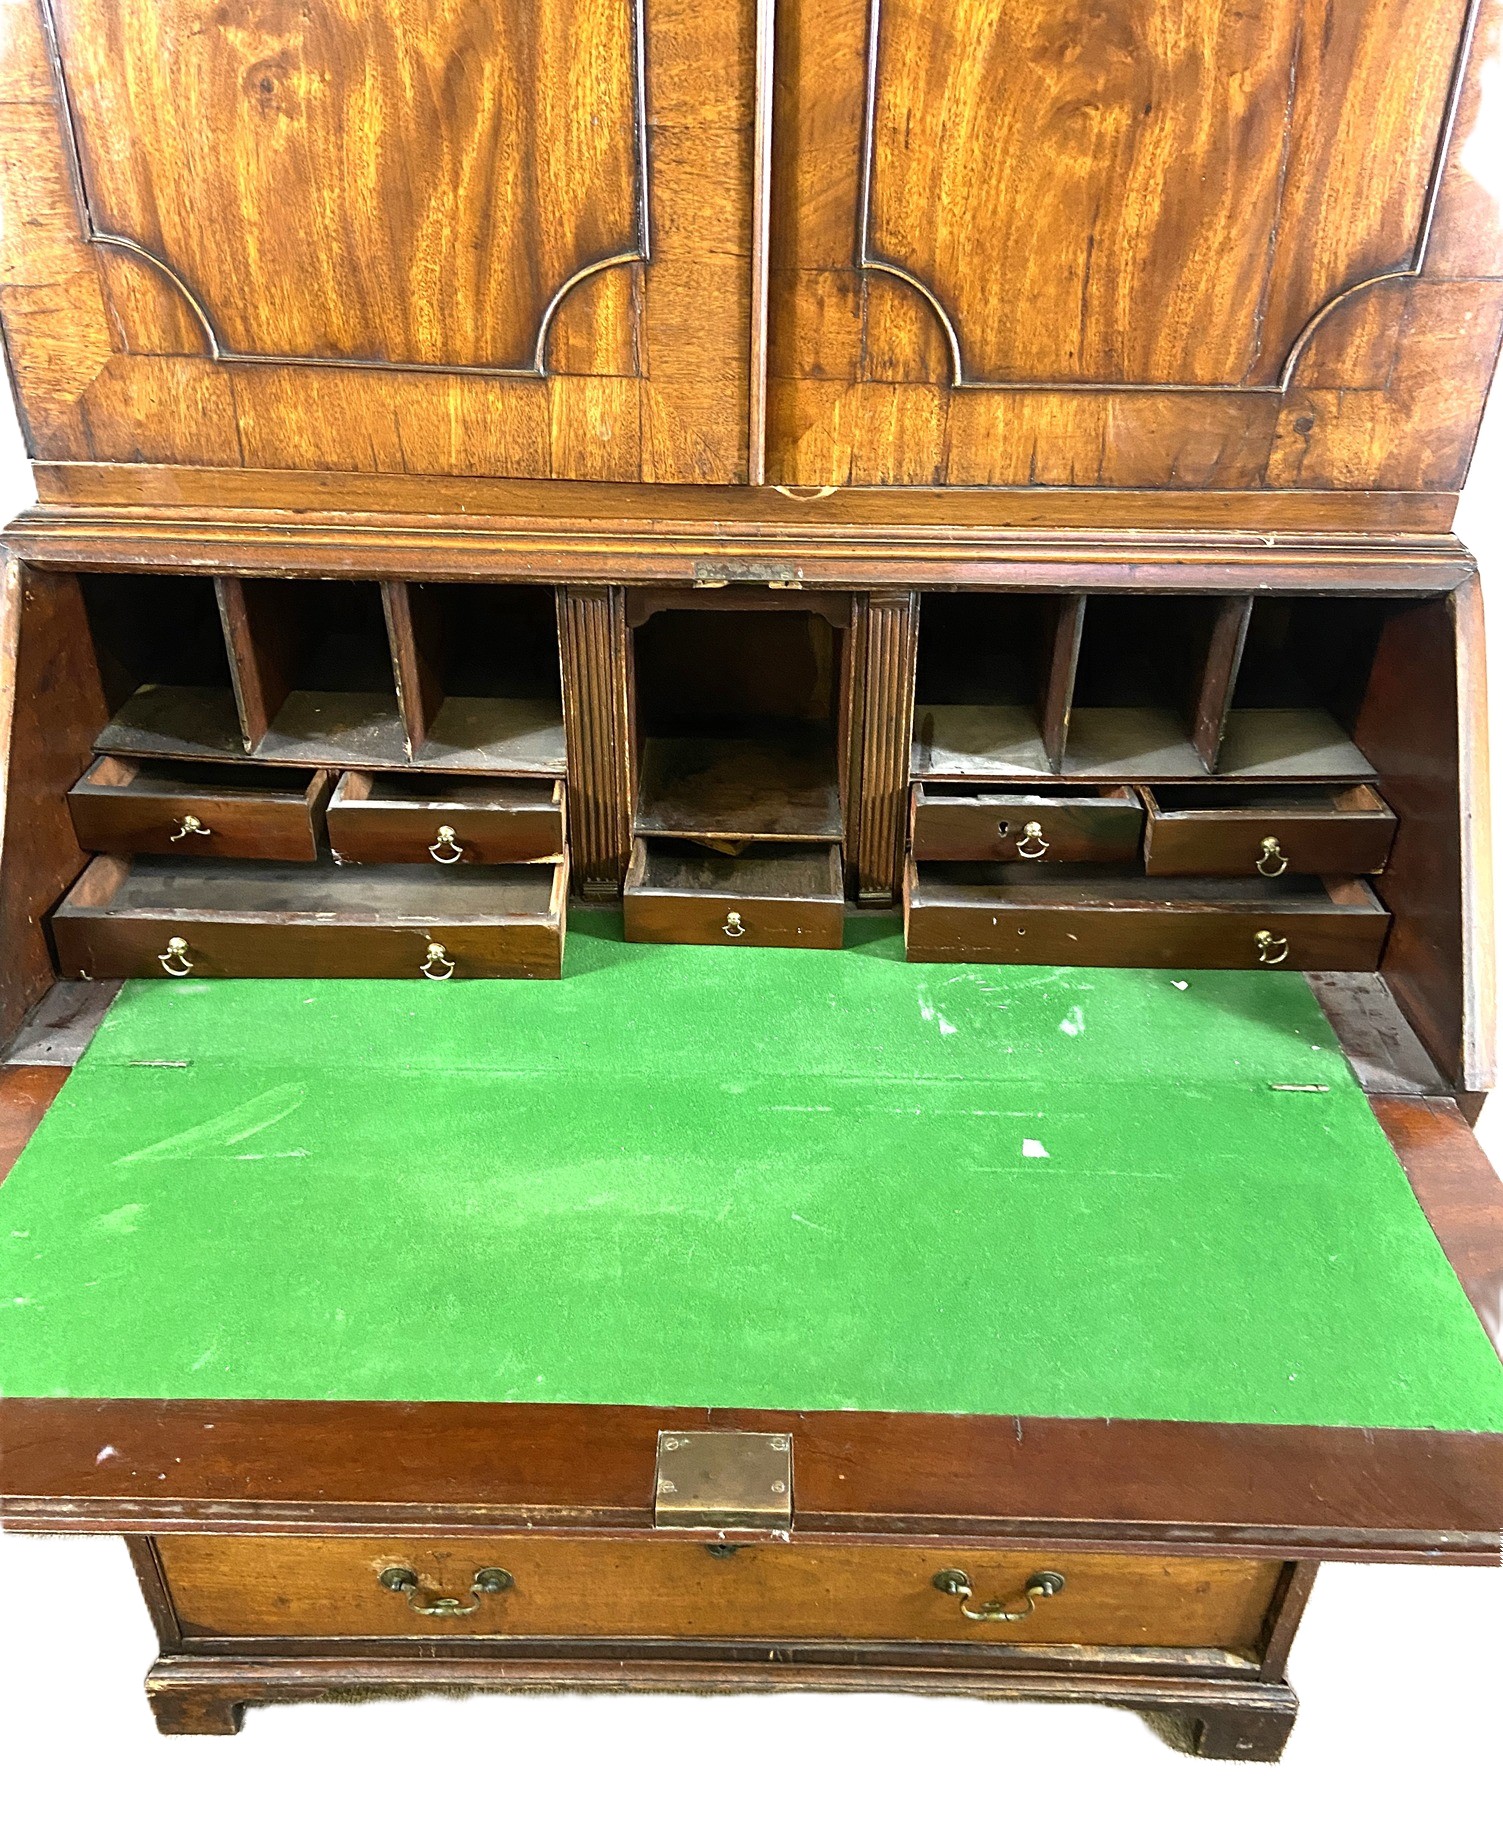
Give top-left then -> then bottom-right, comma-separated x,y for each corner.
765,0 -> 1503,491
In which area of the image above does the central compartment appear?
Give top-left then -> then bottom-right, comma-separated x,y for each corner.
625,591 -> 853,947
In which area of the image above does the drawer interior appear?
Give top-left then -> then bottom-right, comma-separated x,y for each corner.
908,864 -> 1383,913
1143,784 -> 1391,818
330,771 -> 562,815
626,838 -> 844,902
70,757 -> 326,805
58,854 -> 561,923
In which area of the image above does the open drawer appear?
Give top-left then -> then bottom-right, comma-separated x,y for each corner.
51,855 -> 568,980
327,772 -> 565,866
1141,785 -> 1397,878
904,862 -> 1391,970
623,838 -> 844,949
911,782 -> 1143,864
66,758 -> 332,862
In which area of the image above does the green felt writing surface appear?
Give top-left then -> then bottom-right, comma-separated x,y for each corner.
2,914 -> 1501,1429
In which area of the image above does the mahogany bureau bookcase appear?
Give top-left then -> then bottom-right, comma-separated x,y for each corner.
1,0 -> 1503,1761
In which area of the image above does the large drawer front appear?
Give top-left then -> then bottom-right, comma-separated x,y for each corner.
52,856 -> 567,981
905,863 -> 1390,970
154,1535 -> 1284,1652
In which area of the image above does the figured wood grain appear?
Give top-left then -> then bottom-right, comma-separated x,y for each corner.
153,1534 -> 1283,1650
558,585 -> 634,893
44,0 -> 646,375
862,0 -> 1469,387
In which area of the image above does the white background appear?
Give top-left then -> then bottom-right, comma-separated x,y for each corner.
2,157 -> 1503,1822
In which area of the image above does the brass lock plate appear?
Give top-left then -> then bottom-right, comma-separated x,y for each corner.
653,1430 -> 793,1531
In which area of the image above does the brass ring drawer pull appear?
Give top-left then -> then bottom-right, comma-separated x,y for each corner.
933,1567 -> 1065,1623
169,814 -> 212,843
1015,820 -> 1050,861
723,910 -> 747,937
1257,836 -> 1289,877
1255,929 -> 1290,966
429,825 -> 464,864
378,1565 -> 513,1618
421,941 -> 456,980
158,936 -> 194,978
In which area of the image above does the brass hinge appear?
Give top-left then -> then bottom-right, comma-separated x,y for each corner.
653,1430 -> 793,1531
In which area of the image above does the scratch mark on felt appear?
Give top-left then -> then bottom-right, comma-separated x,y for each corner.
114,1083 -> 306,1166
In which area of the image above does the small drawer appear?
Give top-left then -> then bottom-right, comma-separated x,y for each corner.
905,861 -> 1390,971
623,838 -> 844,949
51,854 -> 567,981
1141,784 -> 1397,878
66,758 -> 331,862
152,1534 -> 1284,1655
912,782 -> 1143,864
327,771 -> 565,866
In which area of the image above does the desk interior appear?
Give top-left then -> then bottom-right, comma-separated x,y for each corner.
2,918 -> 1500,1431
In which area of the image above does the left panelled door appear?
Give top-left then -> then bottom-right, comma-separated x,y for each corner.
0,0 -> 756,483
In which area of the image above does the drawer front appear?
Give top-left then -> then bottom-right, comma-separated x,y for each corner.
54,911 -> 563,982
153,1535 -> 1284,1653
67,761 -> 328,862
624,890 -> 844,950
912,785 -> 1143,864
327,777 -> 565,866
1143,789 -> 1397,879
905,872 -> 1389,971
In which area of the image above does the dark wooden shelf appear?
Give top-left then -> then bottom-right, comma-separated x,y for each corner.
635,728 -> 843,841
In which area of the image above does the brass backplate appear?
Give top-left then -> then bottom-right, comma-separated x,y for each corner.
653,1430 -> 793,1531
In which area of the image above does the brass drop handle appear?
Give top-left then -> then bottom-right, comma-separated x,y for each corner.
1255,929 -> 1291,966
158,936 -> 194,978
1257,836 -> 1289,877
378,1565 -> 513,1618
421,941 -> 456,980
934,1567 -> 1066,1623
723,910 -> 748,938
429,825 -> 464,864
1015,820 -> 1050,861
169,813 -> 211,842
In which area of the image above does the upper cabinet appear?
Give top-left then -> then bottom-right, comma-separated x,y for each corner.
1,0 -> 754,482
2,0 -> 1500,497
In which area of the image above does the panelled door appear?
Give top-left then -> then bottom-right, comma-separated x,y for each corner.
762,0 -> 1503,493
5,0 -> 755,483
